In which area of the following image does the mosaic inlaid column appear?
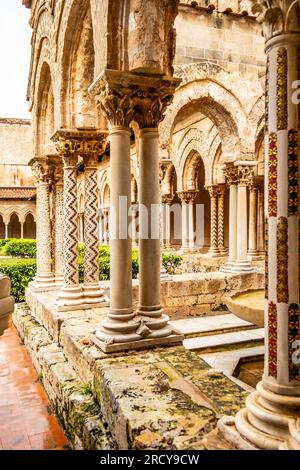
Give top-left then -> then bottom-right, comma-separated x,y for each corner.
30,158 -> 55,291
52,131 -> 83,308
206,186 -> 219,256
83,136 -> 108,306
217,185 -> 226,255
50,156 -> 64,286
220,2 -> 300,450
248,185 -> 258,257
91,70 -> 182,352
257,184 -> 265,254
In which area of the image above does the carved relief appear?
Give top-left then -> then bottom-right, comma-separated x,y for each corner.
91,71 -> 179,129
251,0 -> 300,41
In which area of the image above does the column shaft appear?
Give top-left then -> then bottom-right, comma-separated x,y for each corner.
5,224 -> 8,240
248,187 -> 258,256
83,153 -> 105,305
217,186 -> 226,255
137,129 -> 162,316
257,187 -> 264,253
228,184 -> 237,263
207,186 -> 219,256
52,181 -> 64,285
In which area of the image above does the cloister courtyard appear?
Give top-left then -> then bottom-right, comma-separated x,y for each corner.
0,0 -> 299,453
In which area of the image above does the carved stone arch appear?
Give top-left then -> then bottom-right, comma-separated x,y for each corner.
23,210 -> 37,224
60,0 -> 97,128
160,79 -> 250,161
28,3 -> 54,108
182,150 -> 205,192
103,183 -> 111,208
35,61 -> 56,156
247,94 -> 265,147
162,163 -> 177,196
211,142 -> 223,185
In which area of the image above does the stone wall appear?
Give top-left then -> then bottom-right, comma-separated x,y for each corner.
0,118 -> 33,186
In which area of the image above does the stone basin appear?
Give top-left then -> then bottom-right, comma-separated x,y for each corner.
0,274 -> 14,336
224,289 -> 265,327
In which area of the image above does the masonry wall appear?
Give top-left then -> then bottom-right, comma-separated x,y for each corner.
0,118 -> 33,186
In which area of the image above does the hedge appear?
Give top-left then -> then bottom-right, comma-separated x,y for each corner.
0,259 -> 36,303
4,239 -> 37,258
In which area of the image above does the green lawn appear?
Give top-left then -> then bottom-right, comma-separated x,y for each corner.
0,258 -> 36,265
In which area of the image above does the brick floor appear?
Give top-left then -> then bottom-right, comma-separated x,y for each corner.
0,323 -> 69,450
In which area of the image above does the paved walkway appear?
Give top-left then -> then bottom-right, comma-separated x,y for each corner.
0,324 -> 69,450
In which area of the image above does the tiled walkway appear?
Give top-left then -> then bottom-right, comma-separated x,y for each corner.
0,323 -> 69,450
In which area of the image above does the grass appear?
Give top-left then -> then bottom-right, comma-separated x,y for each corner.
0,258 -> 36,265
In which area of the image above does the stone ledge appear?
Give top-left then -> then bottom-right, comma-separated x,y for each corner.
13,303 -> 114,450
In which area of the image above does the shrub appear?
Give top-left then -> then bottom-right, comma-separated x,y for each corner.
0,238 -> 13,248
162,253 -> 182,275
4,239 -> 37,258
0,259 -> 36,302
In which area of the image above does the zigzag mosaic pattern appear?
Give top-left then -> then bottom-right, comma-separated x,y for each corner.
288,304 -> 300,382
84,168 -> 100,285
63,168 -> 79,287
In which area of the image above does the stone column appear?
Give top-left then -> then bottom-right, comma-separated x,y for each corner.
4,224 -> 8,240
50,156 -> 64,286
131,204 -> 139,247
206,186 -> 219,256
178,191 -> 197,253
162,195 -> 173,249
82,136 -> 108,306
257,184 -> 265,254
103,210 -> 109,245
235,167 -> 255,272
20,223 -> 24,239
217,185 -> 226,255
220,3 -> 300,450
29,158 -> 55,291
91,70 -> 182,352
99,210 -> 104,245
52,131 -> 83,309
248,184 -> 258,257
78,214 -> 84,244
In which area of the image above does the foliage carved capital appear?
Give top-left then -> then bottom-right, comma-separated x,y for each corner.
251,0 -> 300,41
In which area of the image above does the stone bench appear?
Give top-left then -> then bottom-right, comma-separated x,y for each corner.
0,274 -> 14,336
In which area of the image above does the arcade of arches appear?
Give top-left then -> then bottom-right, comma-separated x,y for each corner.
15,0 -> 300,451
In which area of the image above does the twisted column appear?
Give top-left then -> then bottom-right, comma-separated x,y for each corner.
248,184 -> 258,257
206,186 -> 219,256
29,158 -> 55,291
217,185 -> 226,255
82,138 -> 108,306
91,70 -> 182,352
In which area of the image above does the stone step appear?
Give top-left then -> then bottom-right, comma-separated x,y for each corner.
183,328 -> 265,353
200,345 -> 265,376
170,313 -> 254,338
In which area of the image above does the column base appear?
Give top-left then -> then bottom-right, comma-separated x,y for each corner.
218,382 -> 300,450
83,284 -> 110,308
207,248 -> 221,258
92,313 -> 184,353
29,275 -> 56,293
220,260 -> 256,273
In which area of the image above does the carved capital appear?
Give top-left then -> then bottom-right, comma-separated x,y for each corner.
30,158 -> 48,184
161,194 -> 174,205
205,186 -> 219,199
90,70 -> 180,129
237,165 -> 255,185
47,155 -> 63,184
224,165 -> 239,186
177,190 -> 198,204
217,184 -> 226,198
51,129 -> 108,168
251,0 -> 300,41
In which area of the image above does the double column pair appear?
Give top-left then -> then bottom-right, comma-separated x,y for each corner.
206,185 -> 226,256
177,191 -> 198,252
90,70 -> 183,352
29,156 -> 64,290
221,165 -> 255,273
51,130 -> 108,310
